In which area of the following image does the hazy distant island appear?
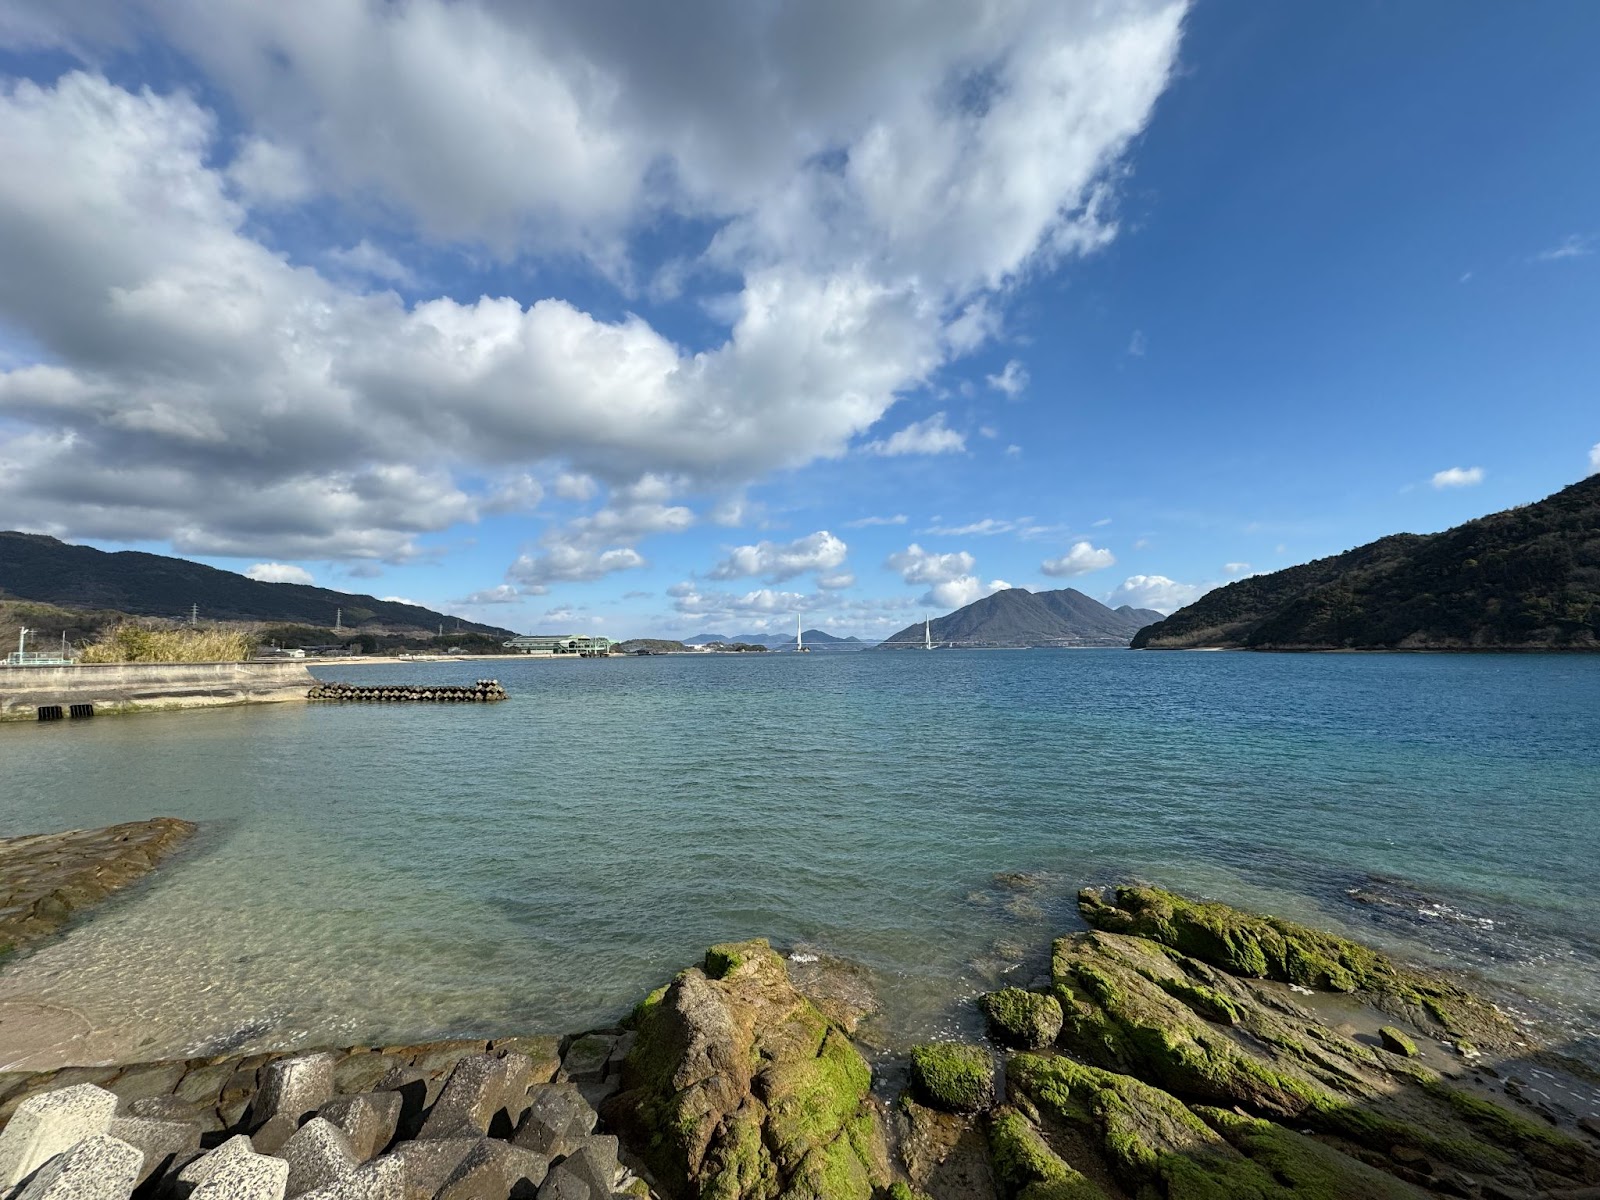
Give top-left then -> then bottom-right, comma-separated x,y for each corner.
878,587 -> 1162,649
1137,473 -> 1600,651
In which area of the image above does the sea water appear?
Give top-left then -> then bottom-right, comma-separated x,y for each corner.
2,650 -> 1597,1063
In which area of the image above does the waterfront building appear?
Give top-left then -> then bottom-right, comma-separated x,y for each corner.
503,634 -> 612,657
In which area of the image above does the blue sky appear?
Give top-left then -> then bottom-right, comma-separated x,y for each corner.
0,1 -> 1595,638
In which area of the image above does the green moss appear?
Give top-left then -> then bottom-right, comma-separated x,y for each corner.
980,988 -> 1064,1049
987,1109 -> 1106,1200
706,939 -> 764,979
1417,1077 -> 1591,1172
909,1043 -> 994,1112
1155,978 -> 1240,1025
1376,1026 -> 1416,1057
765,1030 -> 873,1161
703,1108 -> 777,1200
777,1128 -> 874,1200
881,1184 -> 926,1200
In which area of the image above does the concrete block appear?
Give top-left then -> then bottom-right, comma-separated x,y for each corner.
370,1073 -> 429,1143
315,1094 -> 401,1162
189,1152 -> 288,1200
378,1139 -> 478,1200
249,1118 -> 299,1159
509,1087 -> 594,1160
252,1057 -> 336,1130
556,1039 -> 613,1086
277,1119 -> 356,1200
416,1053 -> 535,1141
0,1084 -> 119,1190
292,1156 -> 405,1200
175,1136 -> 256,1193
435,1140 -> 548,1200
533,1163 -> 591,1200
560,1138 -> 619,1198
107,1115 -> 201,1186
10,1133 -> 143,1200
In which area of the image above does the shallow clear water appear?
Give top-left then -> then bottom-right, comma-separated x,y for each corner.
2,651 -> 1597,1063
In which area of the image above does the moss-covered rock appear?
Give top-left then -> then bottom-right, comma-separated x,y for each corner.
910,1044 -> 995,1113
1076,885 -> 1511,1044
979,989 -> 1064,1049
986,1108 -> 1107,1200
1377,1027 -> 1416,1057
1007,1053 -> 1425,1199
610,938 -> 888,1200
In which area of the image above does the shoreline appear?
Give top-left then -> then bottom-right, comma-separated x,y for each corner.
1,822 -> 1597,1198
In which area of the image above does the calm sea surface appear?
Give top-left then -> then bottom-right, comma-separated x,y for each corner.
2,651 -> 1597,1063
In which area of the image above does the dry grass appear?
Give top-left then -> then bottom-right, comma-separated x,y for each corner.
79,622 -> 257,663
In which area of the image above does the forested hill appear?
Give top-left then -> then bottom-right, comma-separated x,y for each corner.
879,587 -> 1157,648
0,532 -> 513,636
1132,474 -> 1600,651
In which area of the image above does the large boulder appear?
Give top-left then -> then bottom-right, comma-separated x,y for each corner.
607,939 -> 888,1200
0,1083 -> 118,1190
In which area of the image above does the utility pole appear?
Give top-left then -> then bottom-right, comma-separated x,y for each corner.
190,602 -> 198,625
335,607 -> 342,631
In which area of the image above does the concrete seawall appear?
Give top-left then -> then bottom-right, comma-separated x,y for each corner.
0,661 -> 315,721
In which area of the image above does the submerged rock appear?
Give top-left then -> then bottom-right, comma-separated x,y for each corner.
606,938 -> 888,1200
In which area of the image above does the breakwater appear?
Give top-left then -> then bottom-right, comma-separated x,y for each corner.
0,662 -> 315,722
307,680 -> 507,703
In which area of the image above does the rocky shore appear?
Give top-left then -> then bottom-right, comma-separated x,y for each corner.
2,863 -> 1599,1199
0,820 -> 196,961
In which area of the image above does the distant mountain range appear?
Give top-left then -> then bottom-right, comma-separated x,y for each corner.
1133,474 -> 1600,651
0,532 -> 514,636
878,588 -> 1162,648
683,629 -> 871,649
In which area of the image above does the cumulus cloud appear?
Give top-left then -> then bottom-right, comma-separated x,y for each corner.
863,412 -> 966,457
817,572 -> 856,590
1039,541 -> 1115,577
459,584 -> 522,604
245,562 -> 314,585
1223,561 -> 1252,575
709,531 -> 847,583
1589,442 -> 1600,475
1104,574 -> 1204,614
885,542 -> 1008,609
553,473 -> 599,502
0,3 -> 1187,558
508,545 -> 647,591
986,360 -> 1029,396
668,582 -> 823,618
1431,466 -> 1485,489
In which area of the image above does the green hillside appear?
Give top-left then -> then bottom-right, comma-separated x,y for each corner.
1133,474 -> 1600,650
0,532 -> 514,637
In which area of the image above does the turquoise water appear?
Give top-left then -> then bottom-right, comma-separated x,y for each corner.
2,651 -> 1597,1063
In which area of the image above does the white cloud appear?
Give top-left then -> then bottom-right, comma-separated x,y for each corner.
1533,234 -> 1594,262
1127,329 -> 1146,356
986,359 -> 1029,396
709,530 -> 848,582
1104,574 -> 1205,614
1039,541 -> 1115,577
508,545 -> 647,589
226,136 -> 313,208
481,473 -> 544,514
924,518 -> 1017,536
1589,442 -> 1600,476
245,562 -> 314,585
817,571 -> 856,590
863,412 -> 966,457
1223,561 -> 1252,575
553,473 -> 598,502
0,4 -> 1187,557
1004,444 -> 1022,457
844,513 -> 908,528
1092,517 -> 1112,527
460,584 -> 522,604
1431,466 -> 1485,489
885,542 -> 1008,609
327,239 -> 415,288
668,582 -> 824,618
380,595 -> 421,606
